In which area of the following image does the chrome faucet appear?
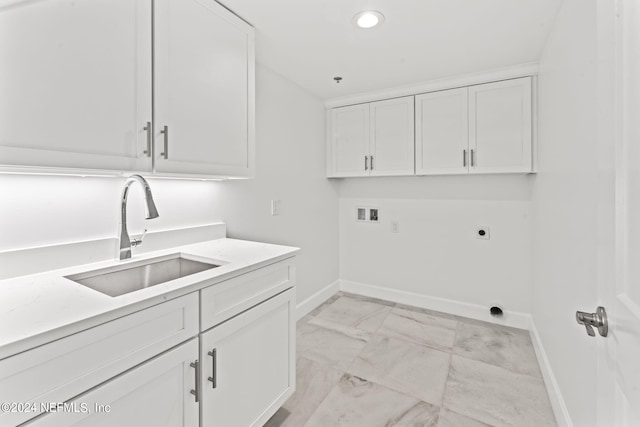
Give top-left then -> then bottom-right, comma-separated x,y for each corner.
118,175 -> 159,260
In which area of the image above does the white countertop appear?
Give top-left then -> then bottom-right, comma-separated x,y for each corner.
0,238 -> 299,360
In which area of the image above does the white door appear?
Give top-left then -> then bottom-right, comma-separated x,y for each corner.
415,88 -> 469,175
469,77 -> 532,174
200,289 -> 295,427
154,0 -> 255,177
0,0 -> 152,173
597,0 -> 640,424
329,104 -> 370,177
28,339 -> 199,427
369,96 -> 415,176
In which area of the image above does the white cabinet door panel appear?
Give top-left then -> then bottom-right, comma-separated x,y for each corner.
329,104 -> 370,177
154,0 -> 255,177
415,88 -> 469,175
370,96 -> 414,176
28,339 -> 199,427
0,0 -> 152,172
469,77 -> 532,173
200,288 -> 295,427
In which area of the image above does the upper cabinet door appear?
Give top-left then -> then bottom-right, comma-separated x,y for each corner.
369,96 -> 415,176
154,0 -> 255,178
469,77 -> 532,173
0,0 -> 152,173
329,104 -> 370,177
415,88 -> 469,175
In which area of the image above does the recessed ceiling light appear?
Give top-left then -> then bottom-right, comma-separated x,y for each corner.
352,10 -> 385,29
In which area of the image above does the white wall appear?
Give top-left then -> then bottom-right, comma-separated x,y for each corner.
338,175 -> 533,316
0,65 -> 339,305
209,65 -> 340,303
532,0 -> 600,425
0,174 -> 221,252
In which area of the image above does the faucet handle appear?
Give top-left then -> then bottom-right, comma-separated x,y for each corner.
131,229 -> 147,248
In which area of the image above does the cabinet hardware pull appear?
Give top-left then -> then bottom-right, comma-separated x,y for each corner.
143,121 -> 152,157
364,155 -> 368,171
160,125 -> 169,160
208,349 -> 217,388
463,149 -> 467,167
370,155 -> 374,170
190,360 -> 200,402
470,149 -> 475,167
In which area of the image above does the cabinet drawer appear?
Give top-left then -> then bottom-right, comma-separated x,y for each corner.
200,260 -> 295,331
0,293 -> 198,426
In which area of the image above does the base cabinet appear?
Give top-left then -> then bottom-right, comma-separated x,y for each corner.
200,289 -> 296,427
28,339 -> 199,427
3,259 -> 296,427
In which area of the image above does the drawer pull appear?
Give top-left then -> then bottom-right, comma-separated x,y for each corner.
208,349 -> 217,388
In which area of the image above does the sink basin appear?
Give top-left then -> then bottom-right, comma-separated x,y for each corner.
66,253 -> 219,297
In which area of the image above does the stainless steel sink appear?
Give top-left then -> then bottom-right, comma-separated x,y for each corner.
66,253 -> 219,297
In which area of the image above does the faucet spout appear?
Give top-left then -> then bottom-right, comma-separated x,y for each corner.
118,175 -> 159,260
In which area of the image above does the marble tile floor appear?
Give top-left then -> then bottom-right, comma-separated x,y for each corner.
265,292 -> 557,427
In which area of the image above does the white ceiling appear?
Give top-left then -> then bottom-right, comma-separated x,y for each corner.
220,0 -> 563,100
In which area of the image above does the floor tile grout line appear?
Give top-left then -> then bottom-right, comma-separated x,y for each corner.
450,351 -> 547,382
439,319 -> 458,416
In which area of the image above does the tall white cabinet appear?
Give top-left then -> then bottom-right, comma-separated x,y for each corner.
328,96 -> 414,177
0,0 -> 254,178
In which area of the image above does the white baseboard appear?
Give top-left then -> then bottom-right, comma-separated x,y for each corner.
339,279 -> 531,329
529,319 -> 573,427
295,280 -> 340,320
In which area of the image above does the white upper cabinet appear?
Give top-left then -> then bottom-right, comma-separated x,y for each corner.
328,96 -> 414,177
333,77 -> 533,178
0,0 -> 254,178
154,0 -> 255,178
415,88 -> 469,175
329,104 -> 370,177
370,97 -> 415,176
469,77 -> 532,173
0,0 -> 152,173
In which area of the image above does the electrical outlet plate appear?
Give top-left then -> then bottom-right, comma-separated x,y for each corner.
475,226 -> 490,239
369,208 -> 379,222
356,207 -> 367,221
271,200 -> 281,216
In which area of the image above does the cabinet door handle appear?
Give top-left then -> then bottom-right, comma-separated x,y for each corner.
364,155 -> 369,171
189,360 -> 200,402
208,349 -> 217,389
160,125 -> 169,160
370,155 -> 374,170
143,121 -> 152,157
463,149 -> 467,167
470,149 -> 475,167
